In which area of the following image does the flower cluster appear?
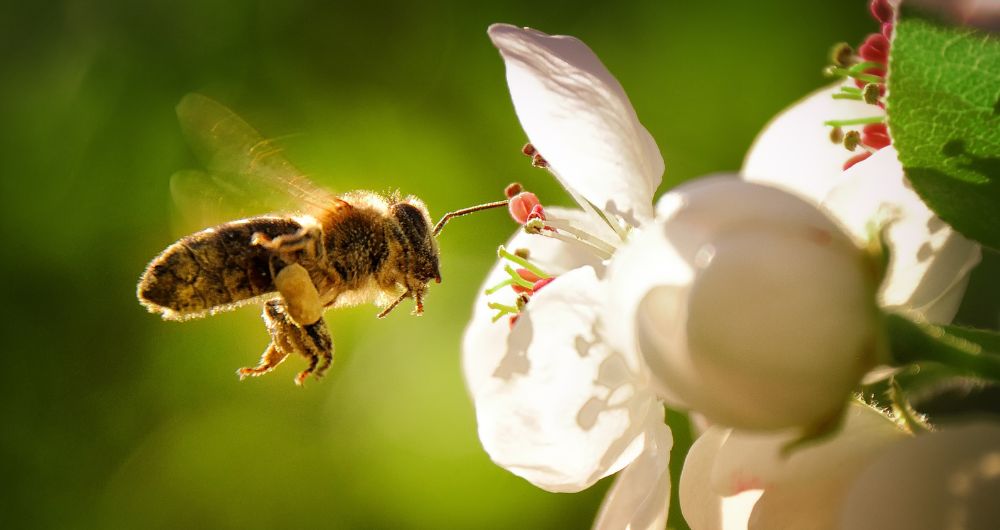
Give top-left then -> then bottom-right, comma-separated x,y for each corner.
464,3 -> 991,527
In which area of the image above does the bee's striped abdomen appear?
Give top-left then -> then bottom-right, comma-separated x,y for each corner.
138,216 -> 303,320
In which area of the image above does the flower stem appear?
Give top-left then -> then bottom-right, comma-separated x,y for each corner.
886,313 -> 1000,383
888,379 -> 931,434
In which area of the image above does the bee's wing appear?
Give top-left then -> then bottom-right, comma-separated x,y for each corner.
168,169 -> 308,234
174,93 -> 341,222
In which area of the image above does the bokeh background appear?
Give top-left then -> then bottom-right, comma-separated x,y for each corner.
2,1 -> 996,528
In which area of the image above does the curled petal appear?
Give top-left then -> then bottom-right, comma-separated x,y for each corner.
471,266 -> 656,492
594,412 -> 672,530
681,403 -> 906,530
708,403 -> 904,495
610,177 -> 878,430
742,83 -> 881,204
824,146 -> 981,323
840,422 -> 1000,529
489,23 -> 662,225
464,207 -> 609,394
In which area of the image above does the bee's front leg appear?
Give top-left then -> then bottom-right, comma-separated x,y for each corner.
238,299 -> 334,385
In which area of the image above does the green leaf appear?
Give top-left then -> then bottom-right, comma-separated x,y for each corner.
885,313 -> 1000,383
887,9 -> 1000,250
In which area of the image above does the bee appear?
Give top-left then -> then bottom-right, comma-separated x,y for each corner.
138,94 -> 507,385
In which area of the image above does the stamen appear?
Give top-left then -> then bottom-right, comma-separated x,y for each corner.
823,65 -> 884,85
484,278 -> 514,295
824,116 -> 885,127
844,151 -> 874,170
843,130 -> 862,151
832,92 -> 864,101
489,301 -> 520,313
829,127 -> 844,144
862,123 -> 891,149
509,192 -> 542,224
543,217 -> 618,255
527,219 -> 614,260
503,265 -> 536,290
505,182 -> 523,198
869,0 -> 894,24
521,143 -> 548,168
497,245 -> 551,279
862,83 -> 882,105
514,248 -> 530,259
859,34 -> 889,63
532,277 -> 554,292
829,42 -> 855,67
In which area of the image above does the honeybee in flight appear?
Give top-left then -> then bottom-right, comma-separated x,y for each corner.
138,94 -> 507,385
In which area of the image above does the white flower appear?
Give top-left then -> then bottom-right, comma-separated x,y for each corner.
605,177 -> 880,431
743,84 -> 981,324
463,23 -> 671,528
680,402 -> 1000,529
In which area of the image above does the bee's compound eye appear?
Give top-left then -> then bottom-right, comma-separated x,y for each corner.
391,203 -> 430,242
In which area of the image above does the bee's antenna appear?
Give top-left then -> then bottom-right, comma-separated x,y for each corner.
433,199 -> 509,237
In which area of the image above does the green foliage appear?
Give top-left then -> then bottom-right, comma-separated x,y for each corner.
887,8 -> 1000,250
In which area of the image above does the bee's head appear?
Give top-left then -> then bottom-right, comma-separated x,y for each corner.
390,199 -> 441,284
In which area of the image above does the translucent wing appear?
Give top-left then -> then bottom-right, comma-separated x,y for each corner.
168,169 -> 306,234
173,94 -> 340,224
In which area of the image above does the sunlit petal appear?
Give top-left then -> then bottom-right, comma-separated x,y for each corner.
708,403 -> 904,495
613,177 -> 876,430
840,422 -> 1000,529
463,208 -> 608,394
472,266 -> 656,492
823,146 -> 981,323
742,83 -> 878,203
594,414 -> 672,530
489,23 -> 662,225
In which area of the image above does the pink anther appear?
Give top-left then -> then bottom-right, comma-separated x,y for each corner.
508,192 -> 542,224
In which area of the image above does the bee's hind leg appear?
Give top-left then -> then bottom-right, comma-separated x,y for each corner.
294,320 -> 334,385
237,299 -> 334,386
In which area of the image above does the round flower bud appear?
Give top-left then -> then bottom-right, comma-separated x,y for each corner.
607,176 -> 880,430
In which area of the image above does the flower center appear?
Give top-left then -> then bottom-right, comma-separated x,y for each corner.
485,245 -> 556,327
822,0 -> 895,170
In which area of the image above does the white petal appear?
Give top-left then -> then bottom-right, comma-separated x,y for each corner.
489,23 -> 662,225
708,402 -> 904,495
594,412 -> 672,530
681,404 -> 907,530
823,146 -> 981,323
679,426 -> 761,530
840,422 -> 1000,530
464,207 -> 609,395
742,83 -> 880,204
473,266 -> 656,492
611,176 -> 877,430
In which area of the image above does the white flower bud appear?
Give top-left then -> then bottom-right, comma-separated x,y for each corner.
608,176 -> 880,430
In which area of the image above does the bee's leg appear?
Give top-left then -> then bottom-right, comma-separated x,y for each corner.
251,225 -> 324,260
412,291 -> 425,315
273,263 -> 323,326
291,319 -> 334,385
238,299 -> 334,385
237,300 -> 292,379
237,343 -> 289,379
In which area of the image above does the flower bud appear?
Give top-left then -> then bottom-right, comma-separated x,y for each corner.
607,177 -> 880,430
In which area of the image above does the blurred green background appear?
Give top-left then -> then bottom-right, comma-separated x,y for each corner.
2,1 -> 995,528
